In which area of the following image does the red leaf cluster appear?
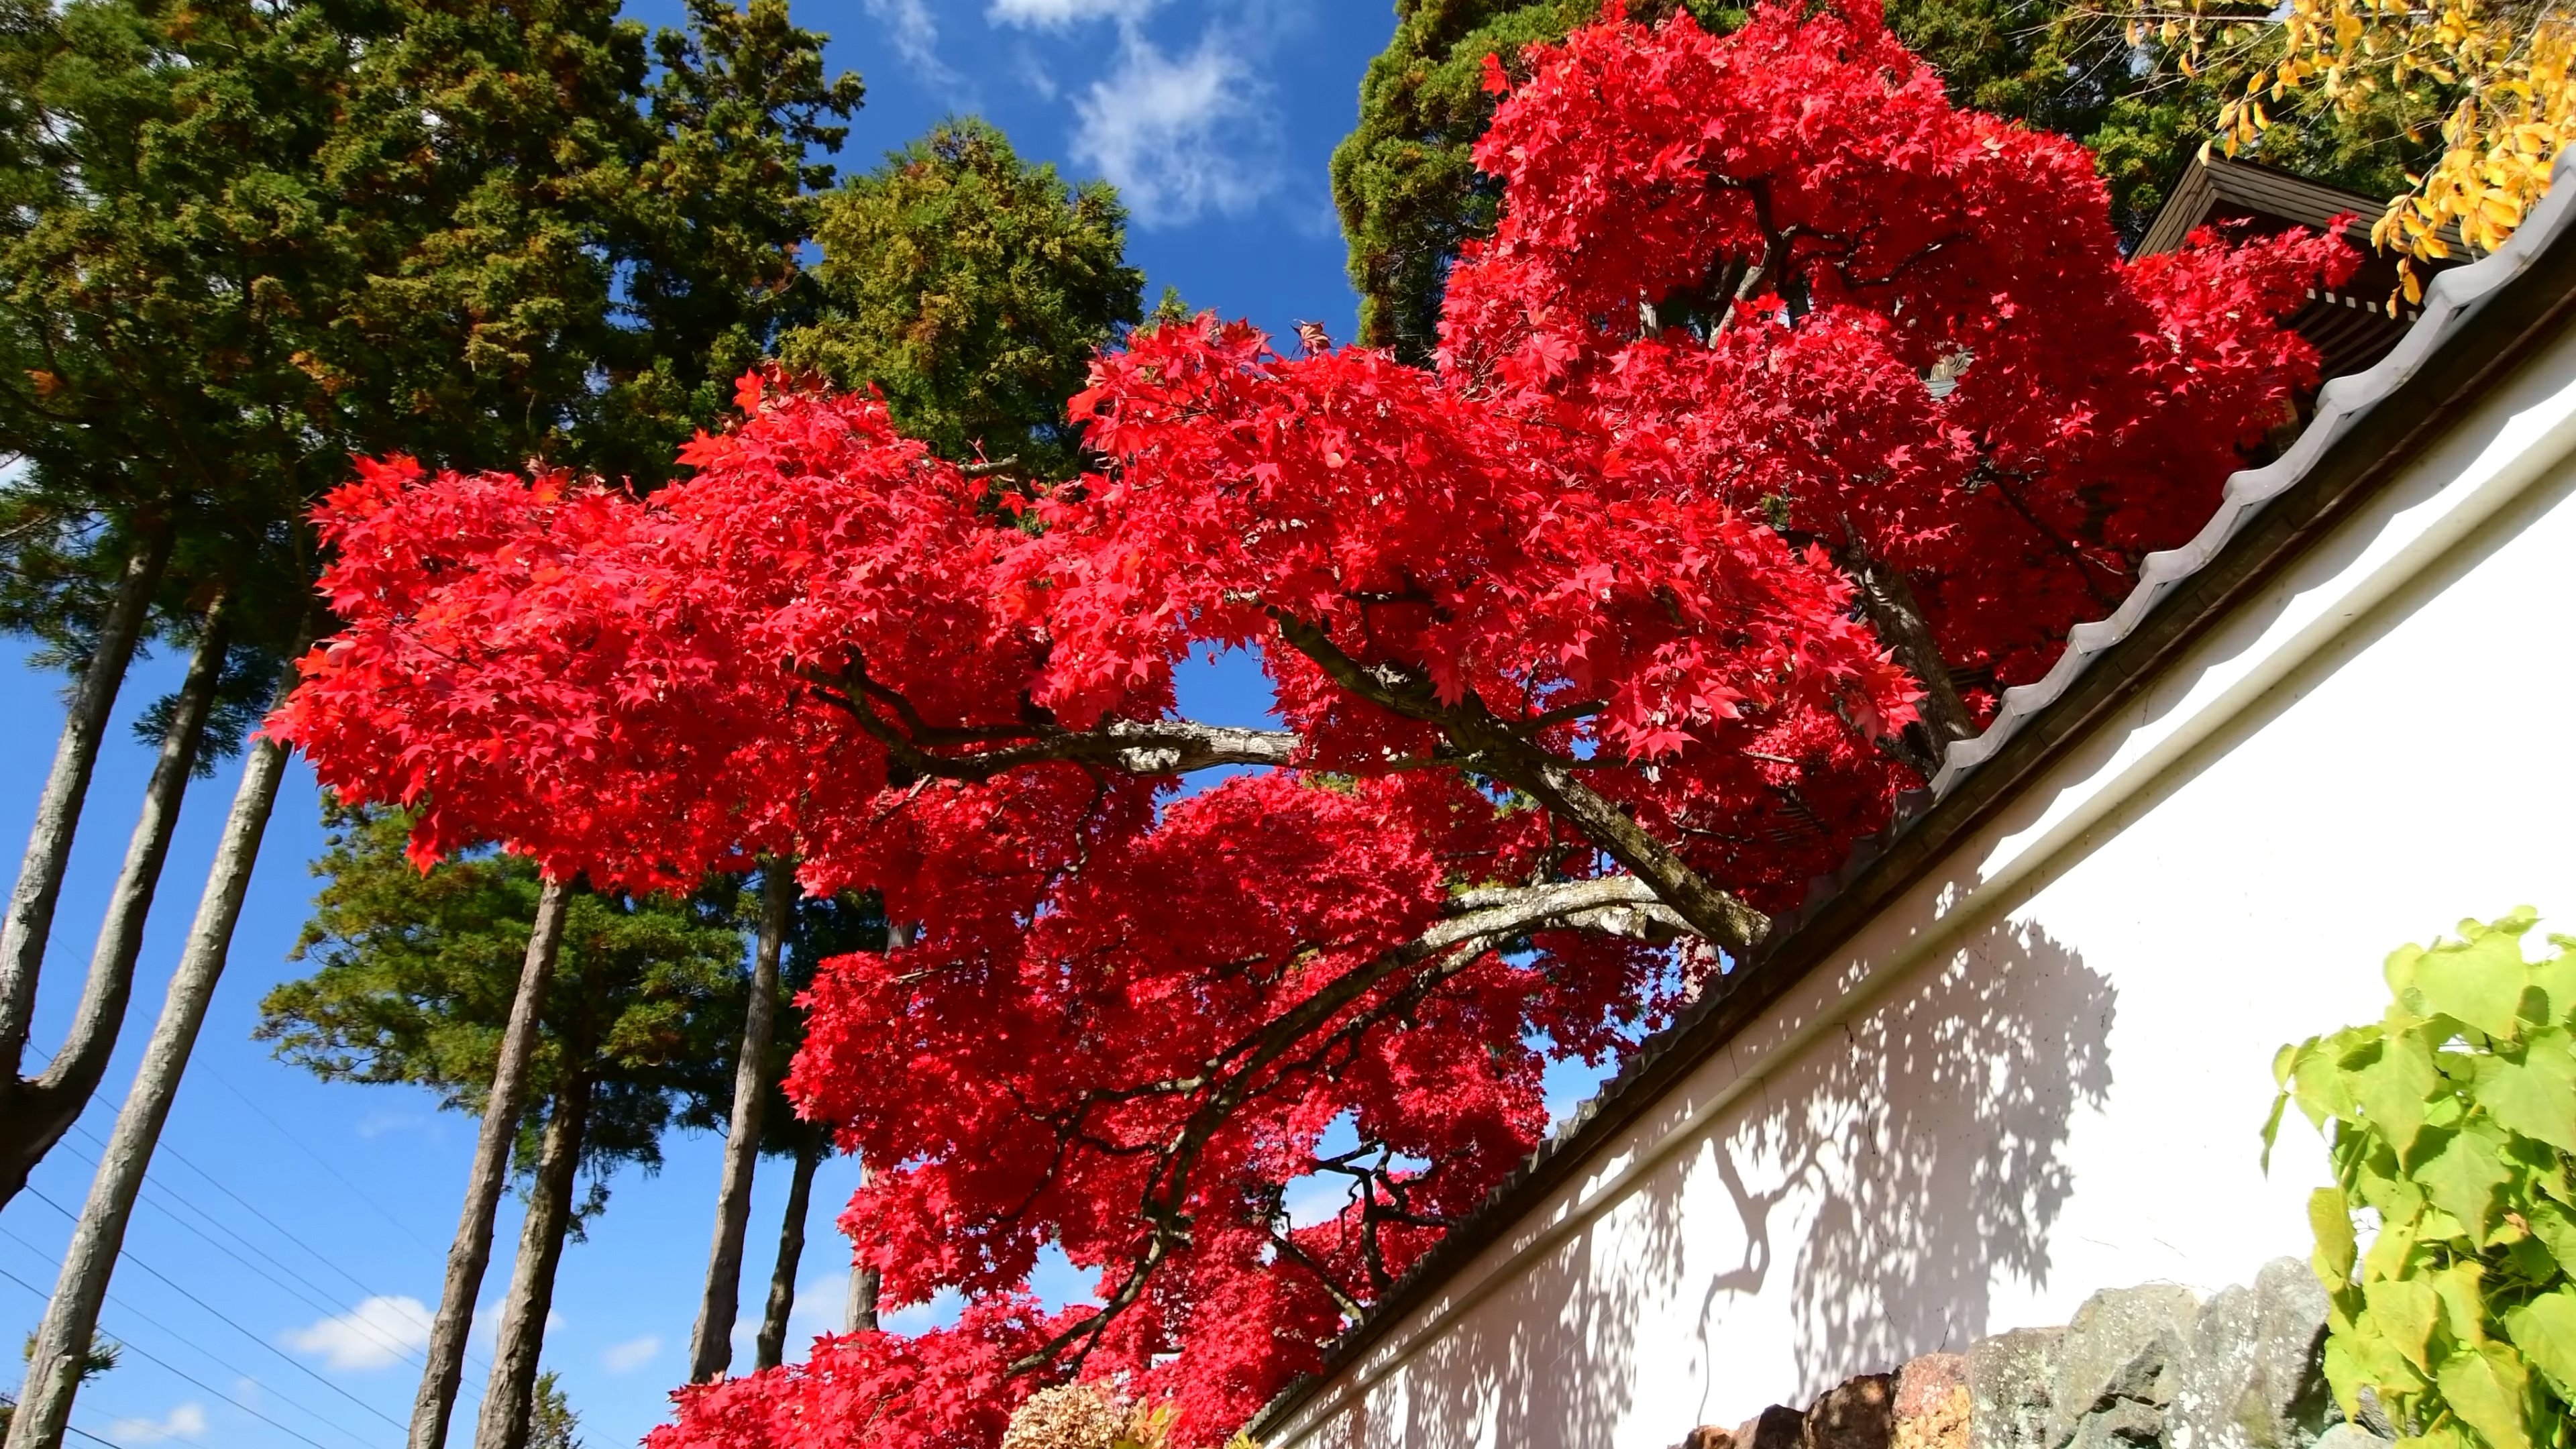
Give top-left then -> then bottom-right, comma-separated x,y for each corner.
271,5 -> 2351,1446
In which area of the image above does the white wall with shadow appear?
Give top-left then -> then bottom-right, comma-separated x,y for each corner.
1277,283 -> 2576,1449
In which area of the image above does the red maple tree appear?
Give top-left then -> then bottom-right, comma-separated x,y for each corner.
271,5 -> 2351,1444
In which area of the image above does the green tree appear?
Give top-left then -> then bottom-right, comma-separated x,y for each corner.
260,804 -> 749,1449
527,1372 -> 583,1449
0,5 -> 858,1442
778,118 -> 1144,479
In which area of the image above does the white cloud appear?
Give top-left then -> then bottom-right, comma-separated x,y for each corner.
601,1335 -> 661,1374
355,1109 -> 425,1138
1071,30 -> 1280,227
864,0 -> 972,99
989,0 -> 1159,26
282,1295 -> 432,1371
880,1287 -> 965,1336
103,1403 -> 206,1446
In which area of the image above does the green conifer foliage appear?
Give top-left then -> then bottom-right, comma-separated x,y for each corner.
779,119 -> 1144,479
258,803 -> 751,1202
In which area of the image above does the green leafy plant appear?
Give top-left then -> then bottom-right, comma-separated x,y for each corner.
2269,909 -> 2576,1448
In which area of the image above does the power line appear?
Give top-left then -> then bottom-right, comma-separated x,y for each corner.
0,1258 -> 370,1449
50,1128 -> 449,1376
60,1110 -> 496,1379
203,1071 -> 443,1254
0,1218 -> 395,1446
13,1193 -> 405,1440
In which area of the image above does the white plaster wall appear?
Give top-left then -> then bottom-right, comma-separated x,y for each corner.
1267,323 -> 2576,1449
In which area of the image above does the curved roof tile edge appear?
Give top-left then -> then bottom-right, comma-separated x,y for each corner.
1245,152 -> 2576,1442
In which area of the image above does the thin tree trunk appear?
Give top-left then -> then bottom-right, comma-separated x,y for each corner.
410,878 -> 570,1449
753,1124 -> 823,1371
0,600 -> 229,1210
843,1149 -> 879,1334
474,1073 -> 590,1449
843,918 -> 906,1336
688,864 -> 792,1382
5,645 -> 293,1449
0,529 -> 173,1075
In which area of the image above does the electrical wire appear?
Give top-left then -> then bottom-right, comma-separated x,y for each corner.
203,1071 -> 443,1254
48,1128 -> 447,1376
0,1259 -> 369,1449
15,1191 -> 407,1438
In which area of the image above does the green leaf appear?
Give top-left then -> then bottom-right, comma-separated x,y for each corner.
2265,1089 -> 2293,1170
2485,1028 -> 2576,1154
2503,1289 -> 2576,1400
2433,1260 -> 2491,1347
2527,1199 -> 2576,1276
2418,1124 -> 2515,1238
2369,1209 -> 2426,1282
2418,917 -> 2538,1040
2391,941 -> 2432,1017
2533,936 -> 2576,1026
2314,1186 -> 2359,1285
2361,1032 -> 2443,1155
2436,1342 -> 2533,1449
2369,1277 -> 2444,1371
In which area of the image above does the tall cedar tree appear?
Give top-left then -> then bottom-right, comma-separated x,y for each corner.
276,5 -> 2361,1443
0,0 -> 848,1213
0,4 -> 857,1443
259,804 -> 748,1440
777,119 -> 1143,480
1330,0 -> 2436,360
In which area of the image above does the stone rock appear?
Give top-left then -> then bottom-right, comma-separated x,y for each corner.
1894,1354 -> 1970,1449
1969,1328 -> 2066,1449
2167,1259 -> 2333,1449
2069,1400 -> 2167,1449
1805,1373 -> 1896,1449
2046,1285 -> 2200,1449
2308,1428 -> 2391,1449
1737,1405 -> 1809,1449
1683,1428 -> 1739,1449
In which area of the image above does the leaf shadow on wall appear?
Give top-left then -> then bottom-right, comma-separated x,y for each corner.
1339,918 -> 2112,1449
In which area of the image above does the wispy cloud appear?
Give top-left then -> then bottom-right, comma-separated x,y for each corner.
1071,28 -> 1281,227
863,0 -> 974,103
989,0 -> 1161,26
104,1403 -> 206,1445
602,1334 -> 661,1374
282,1295 -> 431,1371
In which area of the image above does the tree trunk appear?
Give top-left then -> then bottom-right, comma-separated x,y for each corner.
4,645 -> 294,1449
410,878 -> 571,1449
0,529 -> 172,1077
843,918 -> 906,1336
474,1073 -> 590,1449
843,1150 -> 879,1334
0,600 -> 229,1211
753,1124 -> 823,1371
688,864 -> 792,1382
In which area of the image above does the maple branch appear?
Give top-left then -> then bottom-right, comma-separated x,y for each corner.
1832,534 -> 1975,766
1000,873 -> 1683,1378
1267,609 -> 1771,956
802,661 -> 1299,782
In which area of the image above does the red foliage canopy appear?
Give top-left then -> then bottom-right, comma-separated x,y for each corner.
270,6 -> 2351,1446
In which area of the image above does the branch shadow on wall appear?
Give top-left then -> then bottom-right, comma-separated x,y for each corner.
1345,918 -> 2112,1449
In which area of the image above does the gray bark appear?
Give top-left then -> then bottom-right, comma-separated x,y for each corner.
753,1125 -> 822,1372
843,919 -> 908,1335
410,877 -> 570,1449
5,647 -> 293,1449
688,864 -> 792,1382
474,1075 -> 589,1449
843,1152 -> 879,1334
0,601 -> 229,1210
0,531 -> 172,1075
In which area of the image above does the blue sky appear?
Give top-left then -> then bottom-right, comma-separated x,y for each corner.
0,3 -> 1401,1447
